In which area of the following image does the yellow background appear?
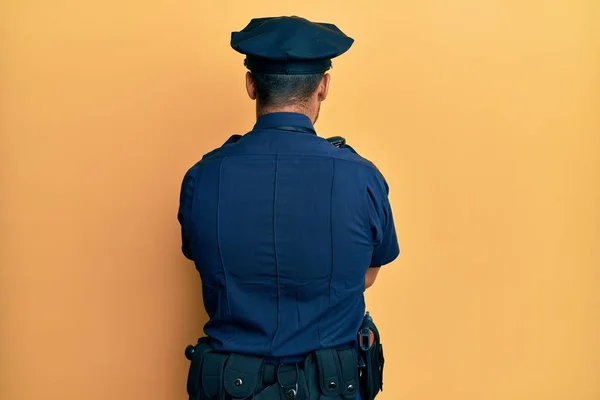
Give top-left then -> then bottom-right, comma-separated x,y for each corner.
1,1 -> 599,399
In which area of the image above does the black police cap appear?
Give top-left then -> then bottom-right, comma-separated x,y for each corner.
230,16 -> 354,75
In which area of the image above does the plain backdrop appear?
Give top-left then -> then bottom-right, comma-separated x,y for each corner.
1,1 -> 599,399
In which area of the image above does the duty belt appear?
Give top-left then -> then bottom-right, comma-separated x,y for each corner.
185,339 -> 359,400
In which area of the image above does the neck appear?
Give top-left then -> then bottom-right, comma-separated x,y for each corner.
256,104 -> 317,124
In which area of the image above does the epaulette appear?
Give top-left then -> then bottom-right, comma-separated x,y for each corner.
326,136 -> 358,155
326,136 -> 382,175
201,134 -> 243,160
326,136 -> 346,147
223,134 -> 243,145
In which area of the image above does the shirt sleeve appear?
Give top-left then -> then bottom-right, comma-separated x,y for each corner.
367,168 -> 400,267
177,165 -> 198,261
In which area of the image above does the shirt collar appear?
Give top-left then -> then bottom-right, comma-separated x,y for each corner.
252,112 -> 316,134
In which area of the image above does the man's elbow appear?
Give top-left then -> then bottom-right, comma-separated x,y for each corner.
365,267 -> 381,289
182,242 -> 194,261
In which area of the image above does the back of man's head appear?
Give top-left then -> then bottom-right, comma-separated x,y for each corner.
251,73 -> 324,109
230,16 -> 353,120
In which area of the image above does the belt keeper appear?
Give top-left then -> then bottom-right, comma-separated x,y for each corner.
277,364 -> 299,399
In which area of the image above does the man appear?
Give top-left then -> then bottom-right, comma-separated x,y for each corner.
178,16 -> 399,400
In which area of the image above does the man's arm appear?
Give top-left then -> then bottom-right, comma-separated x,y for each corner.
364,169 -> 400,288
177,165 -> 198,261
365,267 -> 381,289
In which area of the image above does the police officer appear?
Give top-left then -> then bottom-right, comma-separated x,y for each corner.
178,16 -> 399,400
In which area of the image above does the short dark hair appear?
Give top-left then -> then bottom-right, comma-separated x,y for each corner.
251,73 -> 324,108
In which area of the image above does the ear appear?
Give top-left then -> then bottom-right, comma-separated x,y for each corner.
317,73 -> 331,102
245,71 -> 257,100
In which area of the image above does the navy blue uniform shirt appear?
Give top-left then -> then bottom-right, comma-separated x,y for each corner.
178,112 -> 399,360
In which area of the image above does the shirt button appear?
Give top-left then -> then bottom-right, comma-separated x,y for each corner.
234,378 -> 243,386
